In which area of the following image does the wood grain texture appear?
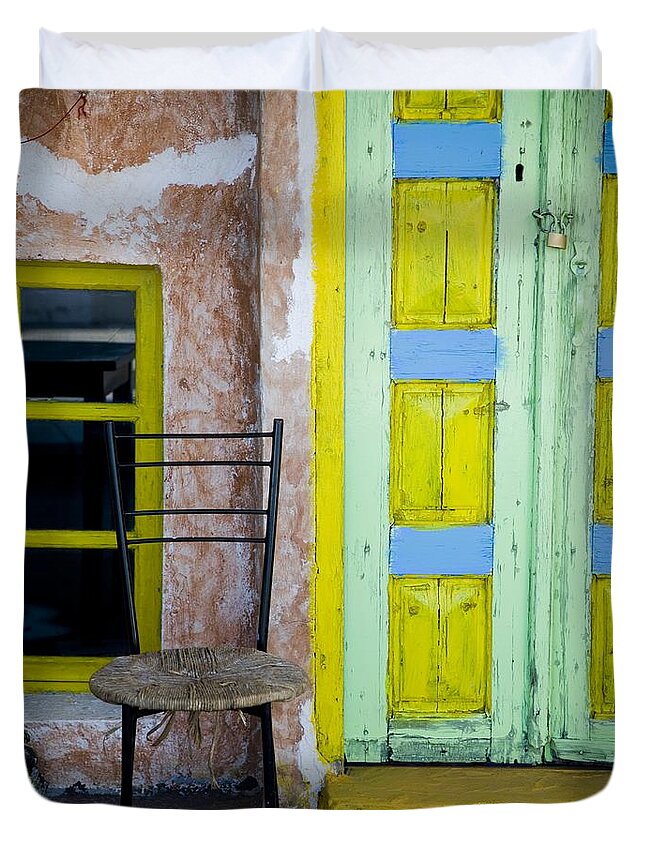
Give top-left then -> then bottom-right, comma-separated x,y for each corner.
392,180 -> 495,327
442,382 -> 494,518
603,120 -> 616,174
438,577 -> 491,714
592,523 -> 612,574
389,576 -> 490,717
599,174 -> 617,326
394,90 -> 444,121
343,91 -> 392,762
392,180 -> 445,325
393,122 -> 502,178
446,181 -> 496,324
388,715 -> 490,762
447,90 -> 502,121
394,90 -> 501,122
596,328 -> 613,378
389,577 -> 439,714
390,381 -> 493,525
388,100 -> 498,764
390,329 -> 497,381
590,575 -> 615,719
491,91 -> 543,763
532,91 -> 605,748
390,382 -> 442,519
550,720 -> 614,762
594,379 -> 613,524
389,524 -> 493,574
344,90 -> 611,767
311,91 -> 346,764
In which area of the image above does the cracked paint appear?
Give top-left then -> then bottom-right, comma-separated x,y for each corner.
19,89 -> 265,792
18,136 -> 257,233
270,93 -> 315,364
19,87 -> 321,806
258,91 -> 319,806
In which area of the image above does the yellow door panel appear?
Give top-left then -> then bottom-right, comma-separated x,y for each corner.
391,381 -> 494,525
394,90 -> 446,121
389,577 -> 439,715
590,576 -> 614,719
393,181 -> 447,326
389,576 -> 491,718
394,90 -> 501,121
599,175 -> 617,327
594,380 -> 613,524
393,180 -> 495,328
391,382 -> 443,519
442,383 -> 494,522
445,90 -> 501,121
438,577 -> 491,715
445,181 -> 495,325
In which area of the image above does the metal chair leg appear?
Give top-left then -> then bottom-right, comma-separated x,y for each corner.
259,703 -> 279,808
121,704 -> 137,806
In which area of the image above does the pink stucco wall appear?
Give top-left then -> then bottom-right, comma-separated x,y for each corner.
19,88 -> 320,806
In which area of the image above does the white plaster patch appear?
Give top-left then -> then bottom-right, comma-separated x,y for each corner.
294,696 -> 326,806
271,92 -> 315,364
18,136 -> 257,233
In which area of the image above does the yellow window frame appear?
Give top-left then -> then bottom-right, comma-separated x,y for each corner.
18,260 -> 163,692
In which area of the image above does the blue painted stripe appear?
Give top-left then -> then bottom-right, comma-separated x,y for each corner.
390,525 -> 493,575
391,329 -> 497,380
603,120 -> 616,174
592,523 -> 612,574
393,121 -> 502,178
597,327 -> 613,379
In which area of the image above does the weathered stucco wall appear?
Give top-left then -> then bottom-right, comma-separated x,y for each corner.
19,89 -> 318,799
258,91 -> 323,805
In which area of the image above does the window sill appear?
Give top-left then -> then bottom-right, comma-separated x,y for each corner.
24,692 -> 120,722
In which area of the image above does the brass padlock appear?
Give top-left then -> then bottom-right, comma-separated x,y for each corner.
533,206 -> 573,250
547,231 -> 567,249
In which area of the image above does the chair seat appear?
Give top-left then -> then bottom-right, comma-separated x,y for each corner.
89,646 -> 308,712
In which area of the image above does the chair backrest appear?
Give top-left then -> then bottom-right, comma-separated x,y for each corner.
104,419 -> 283,656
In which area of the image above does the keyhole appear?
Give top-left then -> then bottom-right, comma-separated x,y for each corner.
515,163 -> 524,182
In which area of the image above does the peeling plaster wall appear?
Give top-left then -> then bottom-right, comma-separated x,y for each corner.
19,89 -> 320,805
258,92 -> 323,807
19,89 -> 268,791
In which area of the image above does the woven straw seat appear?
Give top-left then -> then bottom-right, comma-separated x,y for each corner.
90,646 -> 307,712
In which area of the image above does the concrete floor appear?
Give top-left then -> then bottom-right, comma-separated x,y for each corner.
43,765 -> 612,810
39,780 -> 263,809
320,765 -> 612,810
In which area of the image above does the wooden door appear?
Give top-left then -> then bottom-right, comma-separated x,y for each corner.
343,90 -> 613,765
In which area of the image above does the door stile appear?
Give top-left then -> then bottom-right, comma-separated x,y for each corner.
343,91 -> 393,762
491,91 -> 544,764
531,91 -> 605,756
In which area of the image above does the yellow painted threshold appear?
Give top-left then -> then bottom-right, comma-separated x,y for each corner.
320,766 -> 611,810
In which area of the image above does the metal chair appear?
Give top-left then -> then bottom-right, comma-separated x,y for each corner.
89,419 -> 307,807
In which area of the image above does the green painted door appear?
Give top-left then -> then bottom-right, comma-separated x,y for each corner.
343,90 -> 613,765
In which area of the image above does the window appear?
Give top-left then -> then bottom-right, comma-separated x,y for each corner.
19,261 -> 163,691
